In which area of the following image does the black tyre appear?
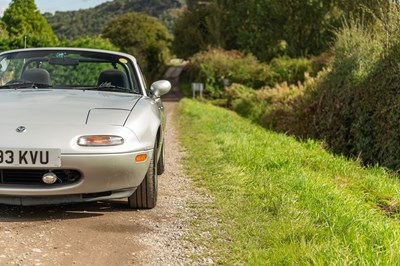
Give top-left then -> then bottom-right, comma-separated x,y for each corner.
128,144 -> 158,209
157,141 -> 165,175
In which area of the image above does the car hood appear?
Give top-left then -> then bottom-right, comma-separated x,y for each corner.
0,89 -> 141,125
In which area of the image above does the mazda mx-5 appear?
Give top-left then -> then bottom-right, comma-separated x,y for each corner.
0,47 -> 171,209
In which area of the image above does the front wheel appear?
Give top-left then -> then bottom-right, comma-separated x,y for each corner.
128,145 -> 158,209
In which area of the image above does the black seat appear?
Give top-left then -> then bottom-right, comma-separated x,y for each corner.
97,69 -> 128,88
22,68 -> 51,85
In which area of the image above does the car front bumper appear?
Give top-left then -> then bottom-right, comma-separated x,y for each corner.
0,149 -> 153,206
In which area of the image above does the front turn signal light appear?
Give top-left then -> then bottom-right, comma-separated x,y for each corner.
77,135 -> 124,146
135,154 -> 147,162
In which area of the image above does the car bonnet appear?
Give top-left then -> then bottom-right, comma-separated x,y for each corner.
0,89 -> 141,125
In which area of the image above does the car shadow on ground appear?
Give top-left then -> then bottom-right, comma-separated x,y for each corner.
0,200 -> 139,222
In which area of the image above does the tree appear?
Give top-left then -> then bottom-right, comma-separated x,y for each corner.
60,36 -> 118,51
172,0 -> 392,60
44,0 -> 183,40
2,0 -> 58,45
102,12 -> 172,81
0,21 -> 8,40
172,9 -> 212,59
172,0 -> 229,59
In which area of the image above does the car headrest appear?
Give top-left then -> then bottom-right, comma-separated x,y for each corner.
97,69 -> 128,88
22,68 -> 51,85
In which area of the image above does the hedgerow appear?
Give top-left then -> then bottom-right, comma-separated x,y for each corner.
226,72 -> 320,139
310,4 -> 400,169
183,47 -> 312,98
227,3 -> 400,170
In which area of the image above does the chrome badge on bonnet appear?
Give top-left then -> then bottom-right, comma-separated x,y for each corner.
16,126 -> 27,133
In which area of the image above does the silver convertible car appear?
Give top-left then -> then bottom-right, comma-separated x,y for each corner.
0,47 -> 171,209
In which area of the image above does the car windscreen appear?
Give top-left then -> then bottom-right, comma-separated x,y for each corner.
0,50 -> 141,93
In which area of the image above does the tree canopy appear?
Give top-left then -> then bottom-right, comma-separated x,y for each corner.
2,0 -> 58,45
44,0 -> 183,40
172,0 -> 391,60
102,12 -> 172,81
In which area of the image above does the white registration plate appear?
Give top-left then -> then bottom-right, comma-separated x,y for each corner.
0,149 -> 61,167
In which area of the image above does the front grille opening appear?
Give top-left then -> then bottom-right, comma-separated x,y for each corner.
0,169 -> 82,185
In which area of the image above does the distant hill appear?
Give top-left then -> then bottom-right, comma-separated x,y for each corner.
44,0 -> 184,40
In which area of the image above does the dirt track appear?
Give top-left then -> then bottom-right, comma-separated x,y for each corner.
0,101 -> 203,266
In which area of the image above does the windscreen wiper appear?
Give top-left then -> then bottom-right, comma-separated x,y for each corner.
76,85 -> 132,93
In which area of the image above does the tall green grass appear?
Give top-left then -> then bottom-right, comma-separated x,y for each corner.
176,99 -> 400,265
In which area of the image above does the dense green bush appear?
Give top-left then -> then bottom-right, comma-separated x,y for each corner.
269,56 -> 314,85
313,45 -> 400,169
187,48 -> 270,98
186,48 -> 312,99
309,20 -> 383,156
225,83 -> 266,122
309,5 -> 400,169
226,73 -> 320,138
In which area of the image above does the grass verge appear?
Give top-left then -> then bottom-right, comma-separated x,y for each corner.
176,98 -> 400,265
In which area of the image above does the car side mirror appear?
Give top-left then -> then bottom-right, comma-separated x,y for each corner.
150,80 -> 171,98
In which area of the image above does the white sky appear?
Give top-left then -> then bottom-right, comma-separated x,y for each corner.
0,0 -> 111,14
